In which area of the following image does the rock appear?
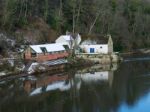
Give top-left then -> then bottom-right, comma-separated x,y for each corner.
0,72 -> 6,76
111,54 -> 119,63
0,33 -> 7,40
27,62 -> 39,74
8,60 -> 15,67
0,33 -> 16,47
0,33 -> 16,56
15,17 -> 57,44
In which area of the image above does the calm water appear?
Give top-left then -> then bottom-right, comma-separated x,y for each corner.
0,57 -> 150,112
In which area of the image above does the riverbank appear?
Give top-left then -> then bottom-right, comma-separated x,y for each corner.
0,52 -> 122,79
0,57 -> 94,80
76,53 -> 122,64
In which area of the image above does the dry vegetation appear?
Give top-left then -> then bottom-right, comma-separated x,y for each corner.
0,0 -> 150,51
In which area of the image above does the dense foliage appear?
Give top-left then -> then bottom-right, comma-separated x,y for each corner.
0,0 -> 150,51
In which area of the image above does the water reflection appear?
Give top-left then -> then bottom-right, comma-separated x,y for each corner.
24,74 -> 70,96
75,64 -> 117,86
22,64 -> 117,97
0,60 -> 150,112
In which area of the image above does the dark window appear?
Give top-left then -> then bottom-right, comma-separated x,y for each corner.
90,48 -> 95,53
0,47 -> 3,54
40,47 -> 47,54
63,45 -> 69,50
31,53 -> 37,57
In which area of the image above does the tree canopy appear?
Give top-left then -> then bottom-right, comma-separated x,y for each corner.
0,0 -> 150,51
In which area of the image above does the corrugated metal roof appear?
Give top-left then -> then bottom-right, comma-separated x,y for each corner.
30,43 -> 65,53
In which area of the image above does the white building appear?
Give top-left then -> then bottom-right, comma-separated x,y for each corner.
55,33 -> 81,49
80,44 -> 109,54
78,35 -> 113,54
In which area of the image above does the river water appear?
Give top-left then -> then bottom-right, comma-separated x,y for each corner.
0,56 -> 150,112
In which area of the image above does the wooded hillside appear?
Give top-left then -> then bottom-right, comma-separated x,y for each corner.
0,0 -> 150,51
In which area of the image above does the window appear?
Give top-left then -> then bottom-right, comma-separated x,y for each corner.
40,47 -> 47,54
31,53 -> 37,57
90,48 -> 95,53
63,45 -> 69,50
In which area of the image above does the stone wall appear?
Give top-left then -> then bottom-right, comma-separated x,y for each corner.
76,53 -> 120,64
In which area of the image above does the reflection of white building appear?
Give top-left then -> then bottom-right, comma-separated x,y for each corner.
75,71 -> 114,87
28,70 -> 114,96
30,81 -> 71,96
76,71 -> 110,82
26,64 -> 117,96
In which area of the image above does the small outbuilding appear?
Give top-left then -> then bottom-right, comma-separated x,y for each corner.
55,33 -> 81,49
24,43 -> 69,62
78,35 -> 113,54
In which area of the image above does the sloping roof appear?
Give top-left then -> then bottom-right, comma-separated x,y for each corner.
81,40 -> 97,45
58,35 -> 74,41
81,34 -> 108,44
30,43 -> 65,53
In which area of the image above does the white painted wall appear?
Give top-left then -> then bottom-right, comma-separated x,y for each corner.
80,44 -> 108,54
56,37 -> 66,43
55,36 -> 73,48
56,37 -> 68,45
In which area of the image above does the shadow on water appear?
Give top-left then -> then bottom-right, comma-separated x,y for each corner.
0,57 -> 150,112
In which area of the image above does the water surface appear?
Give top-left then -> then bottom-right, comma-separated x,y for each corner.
0,57 -> 150,112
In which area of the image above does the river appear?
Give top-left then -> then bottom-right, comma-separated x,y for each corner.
0,56 -> 150,112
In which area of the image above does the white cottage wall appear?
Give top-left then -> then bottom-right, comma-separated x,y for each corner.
80,45 -> 108,54
55,37 -> 68,44
55,36 -> 74,49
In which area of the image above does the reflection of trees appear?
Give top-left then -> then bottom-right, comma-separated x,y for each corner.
78,82 -> 113,112
0,72 -> 75,112
0,61 -> 150,112
0,64 -> 116,112
112,61 -> 150,108
62,64 -> 117,112
0,78 -> 71,112
63,61 -> 150,112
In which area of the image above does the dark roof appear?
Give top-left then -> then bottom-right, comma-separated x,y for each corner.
81,34 -> 109,44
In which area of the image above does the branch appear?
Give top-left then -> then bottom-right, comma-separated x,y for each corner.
88,11 -> 101,34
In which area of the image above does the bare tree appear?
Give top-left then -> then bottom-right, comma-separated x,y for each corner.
88,11 -> 101,34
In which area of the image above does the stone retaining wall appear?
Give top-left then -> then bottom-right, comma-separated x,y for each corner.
76,53 -> 121,64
